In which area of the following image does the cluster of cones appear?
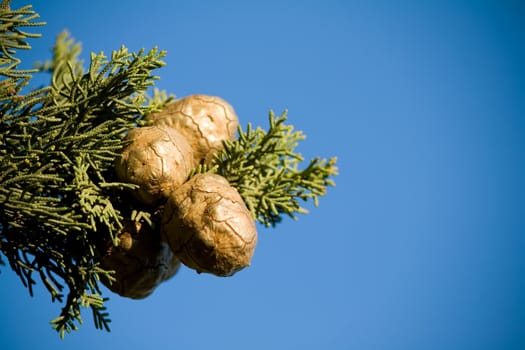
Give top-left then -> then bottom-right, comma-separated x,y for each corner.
100,95 -> 257,299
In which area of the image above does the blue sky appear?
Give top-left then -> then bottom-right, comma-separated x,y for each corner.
1,0 -> 524,349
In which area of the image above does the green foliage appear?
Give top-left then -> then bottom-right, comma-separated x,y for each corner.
0,3 -> 168,337
209,111 -> 338,227
0,1 -> 337,337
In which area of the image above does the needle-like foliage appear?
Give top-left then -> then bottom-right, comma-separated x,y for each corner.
0,2 -> 168,338
210,111 -> 338,227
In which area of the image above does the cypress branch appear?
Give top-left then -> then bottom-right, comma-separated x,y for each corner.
209,111 -> 338,227
0,4 -> 168,336
0,2 -> 338,337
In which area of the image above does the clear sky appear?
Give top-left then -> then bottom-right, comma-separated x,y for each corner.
1,0 -> 524,349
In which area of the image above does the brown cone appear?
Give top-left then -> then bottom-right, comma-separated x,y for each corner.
161,173 -> 257,277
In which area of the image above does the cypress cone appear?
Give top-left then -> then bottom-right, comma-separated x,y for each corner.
161,173 -> 257,277
146,94 -> 239,165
